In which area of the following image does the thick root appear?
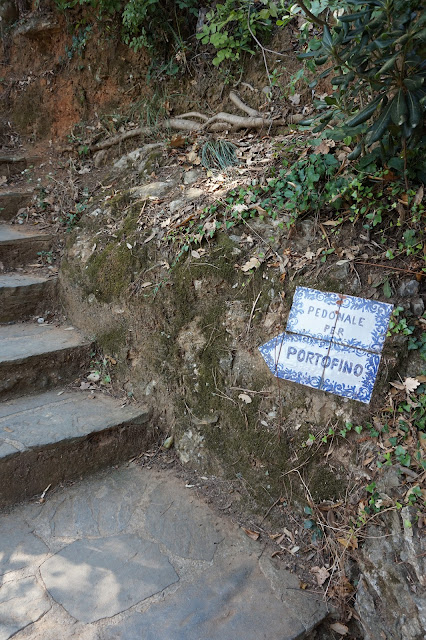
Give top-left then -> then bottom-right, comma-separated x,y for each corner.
68,93 -> 305,154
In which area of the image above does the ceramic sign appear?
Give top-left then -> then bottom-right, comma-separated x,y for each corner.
259,287 -> 393,404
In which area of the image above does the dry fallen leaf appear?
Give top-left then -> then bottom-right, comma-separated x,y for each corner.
241,257 -> 261,272
169,135 -> 186,148
337,535 -> 358,550
310,566 -> 330,586
289,545 -> 300,555
289,93 -> 301,105
403,377 -> 421,394
187,150 -> 200,163
330,622 -> 349,635
316,140 -> 330,154
414,184 -> 424,206
242,527 -> 260,541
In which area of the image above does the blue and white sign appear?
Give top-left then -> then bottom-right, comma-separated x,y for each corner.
259,287 -> 393,404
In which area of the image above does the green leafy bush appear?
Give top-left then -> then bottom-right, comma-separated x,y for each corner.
197,0 -> 279,66
296,0 -> 426,175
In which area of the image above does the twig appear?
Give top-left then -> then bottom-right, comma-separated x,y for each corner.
247,291 -> 261,335
354,260 -> 423,276
260,496 -> 282,523
247,5 -> 272,86
247,2 -> 293,60
230,387 -> 271,395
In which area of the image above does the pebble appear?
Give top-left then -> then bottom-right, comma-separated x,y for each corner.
411,297 -> 425,317
398,280 -> 419,297
183,169 -> 201,185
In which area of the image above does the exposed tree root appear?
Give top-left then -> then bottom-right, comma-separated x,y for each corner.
229,91 -> 261,117
64,93 -> 304,154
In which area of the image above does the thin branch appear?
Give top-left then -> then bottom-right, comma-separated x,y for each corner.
294,1 -> 327,28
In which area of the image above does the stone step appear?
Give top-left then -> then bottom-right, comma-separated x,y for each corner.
0,153 -> 41,177
0,323 -> 92,400
0,272 -> 57,323
0,187 -> 34,221
0,391 -> 152,507
0,224 -> 52,268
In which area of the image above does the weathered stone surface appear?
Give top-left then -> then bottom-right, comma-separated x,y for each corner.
32,467 -> 146,540
101,557 -> 309,640
113,144 -> 163,173
0,323 -> 88,362
0,391 -> 152,507
183,168 -> 202,185
0,323 -> 91,399
355,508 -> 426,640
184,187 -> 204,200
130,181 -> 175,200
0,576 -> 51,640
328,260 -> 350,281
0,189 -> 33,220
0,225 -> 52,268
144,483 -> 224,560
0,466 -> 328,638
41,535 -> 179,623
0,273 -> 57,323
258,554 -> 328,633
168,199 -> 184,214
0,516 -> 48,576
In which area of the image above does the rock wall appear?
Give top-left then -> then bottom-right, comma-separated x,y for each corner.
355,507 -> 425,640
59,161 -> 408,510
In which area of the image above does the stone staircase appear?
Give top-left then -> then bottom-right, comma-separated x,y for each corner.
0,153 -> 152,508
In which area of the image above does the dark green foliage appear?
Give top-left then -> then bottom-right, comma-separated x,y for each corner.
298,0 -> 426,176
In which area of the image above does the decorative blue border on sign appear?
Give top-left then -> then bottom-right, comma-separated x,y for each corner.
332,294 -> 393,352
286,287 -> 339,342
320,343 -> 381,404
258,333 -> 381,404
259,287 -> 390,404
258,333 -> 327,388
286,286 -> 393,352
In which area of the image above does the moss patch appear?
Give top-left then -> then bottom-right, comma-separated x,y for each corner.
308,464 -> 346,502
97,326 -> 127,356
86,241 -> 142,303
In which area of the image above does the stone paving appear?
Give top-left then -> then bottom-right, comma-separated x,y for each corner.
0,464 -> 328,639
